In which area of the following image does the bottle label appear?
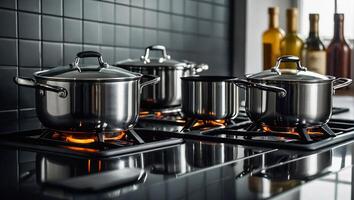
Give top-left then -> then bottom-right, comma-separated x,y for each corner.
302,50 -> 326,74
263,43 -> 272,69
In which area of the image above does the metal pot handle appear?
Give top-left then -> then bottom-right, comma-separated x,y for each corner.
14,77 -> 68,98
233,78 -> 287,98
333,78 -> 352,90
140,74 -> 160,91
140,45 -> 171,63
193,63 -> 209,73
71,51 -> 108,72
271,55 -> 307,74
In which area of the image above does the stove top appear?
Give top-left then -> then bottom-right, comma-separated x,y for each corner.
0,129 -> 183,158
179,118 -> 354,150
0,101 -> 354,199
137,106 -> 353,151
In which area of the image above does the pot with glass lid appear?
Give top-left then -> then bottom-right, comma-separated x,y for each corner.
238,55 -> 352,128
14,51 -> 160,131
115,45 -> 209,109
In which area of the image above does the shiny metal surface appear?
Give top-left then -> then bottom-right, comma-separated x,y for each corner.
14,51 -> 160,131
37,153 -> 144,183
181,77 -> 239,120
36,78 -> 141,131
245,81 -> 333,127
139,67 -> 190,108
244,55 -> 352,128
116,45 -> 208,108
186,141 -> 239,168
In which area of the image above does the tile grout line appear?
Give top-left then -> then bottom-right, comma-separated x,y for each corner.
113,0 -> 117,62
16,0 -> 19,129
40,0 -> 43,70
62,0 -> 64,65
82,0 -> 84,59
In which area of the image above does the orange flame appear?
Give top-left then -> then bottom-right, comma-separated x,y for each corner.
192,119 -> 227,130
261,125 -> 322,135
66,135 -> 96,144
103,131 -> 126,141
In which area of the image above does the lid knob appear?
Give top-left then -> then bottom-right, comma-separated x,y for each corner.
71,51 -> 108,72
140,45 -> 171,64
271,55 -> 307,74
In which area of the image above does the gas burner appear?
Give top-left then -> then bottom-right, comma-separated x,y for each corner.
168,118 -> 354,150
180,110 -> 251,133
139,106 -> 183,118
48,129 -> 143,145
246,123 -> 335,142
0,129 -> 183,158
181,118 -> 237,132
138,106 -> 186,128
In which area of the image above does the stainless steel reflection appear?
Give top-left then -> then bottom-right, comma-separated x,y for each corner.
145,145 -> 190,175
245,81 -> 333,127
186,142 -> 239,168
14,51 -> 160,131
181,76 -> 239,120
248,150 -> 332,198
139,68 -> 188,108
35,79 -> 141,131
36,153 -> 144,183
116,45 -> 208,108
243,56 -> 352,127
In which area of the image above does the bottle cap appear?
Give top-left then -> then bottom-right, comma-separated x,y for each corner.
309,13 -> 319,21
287,8 -> 298,17
268,7 -> 279,15
334,13 -> 344,21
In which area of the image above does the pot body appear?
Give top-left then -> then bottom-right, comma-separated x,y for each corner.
122,67 -> 192,108
181,78 -> 239,120
245,80 -> 333,127
35,78 -> 140,131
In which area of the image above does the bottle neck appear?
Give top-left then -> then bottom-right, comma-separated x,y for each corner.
309,19 -> 319,38
333,20 -> 345,40
269,14 -> 279,28
287,14 -> 297,33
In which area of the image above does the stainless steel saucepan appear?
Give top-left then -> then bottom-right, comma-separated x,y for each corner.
239,55 -> 352,128
14,51 -> 160,131
181,76 -> 287,120
115,45 -> 208,109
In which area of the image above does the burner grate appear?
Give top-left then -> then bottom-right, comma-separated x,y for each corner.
165,118 -> 354,150
0,129 -> 184,158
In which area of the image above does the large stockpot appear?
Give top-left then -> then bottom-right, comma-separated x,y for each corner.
14,51 -> 160,131
181,76 -> 287,120
240,55 -> 352,128
115,45 -> 208,109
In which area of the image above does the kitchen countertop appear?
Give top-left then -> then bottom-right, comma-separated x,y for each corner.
0,95 -> 353,199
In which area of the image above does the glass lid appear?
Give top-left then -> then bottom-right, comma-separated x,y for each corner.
247,56 -> 334,82
35,51 -> 142,81
115,45 -> 190,69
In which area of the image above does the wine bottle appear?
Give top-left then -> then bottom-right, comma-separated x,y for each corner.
280,8 -> 304,69
301,14 -> 326,74
262,7 -> 284,70
326,13 -> 352,79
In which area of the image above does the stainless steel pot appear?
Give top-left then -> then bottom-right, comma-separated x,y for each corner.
240,55 -> 352,128
115,45 -> 208,109
14,51 -> 160,131
181,76 -> 287,120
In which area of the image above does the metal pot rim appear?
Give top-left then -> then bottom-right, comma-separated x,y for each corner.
33,70 -> 143,82
114,63 -> 189,70
181,76 -> 238,82
245,74 -> 336,83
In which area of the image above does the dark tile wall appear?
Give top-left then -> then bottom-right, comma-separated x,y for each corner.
0,0 -> 230,131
